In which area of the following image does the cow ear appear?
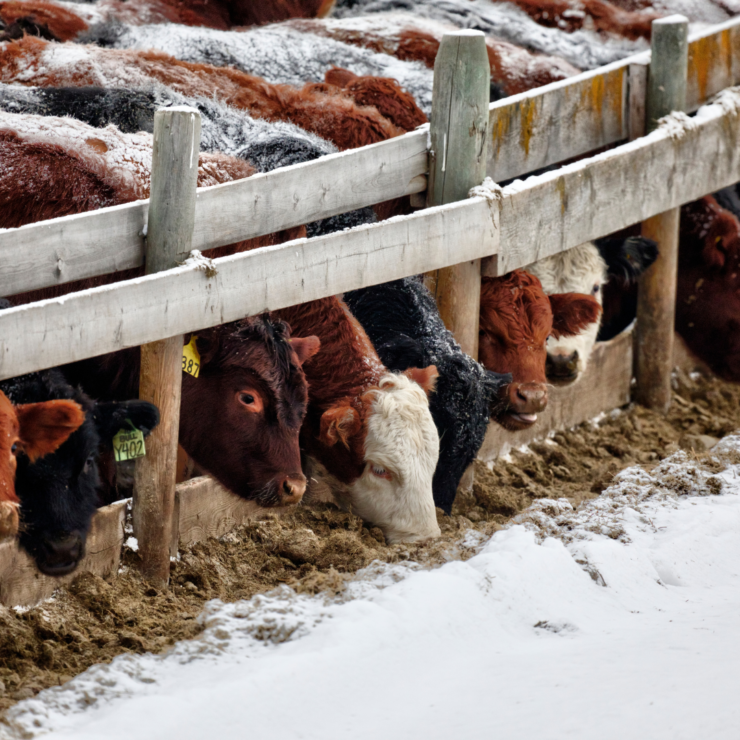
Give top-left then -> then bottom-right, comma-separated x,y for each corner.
194,333 -> 219,366
403,365 -> 438,395
549,294 -> 602,339
319,404 -> 361,449
291,335 -> 321,366
93,400 -> 160,443
15,400 -> 86,462
595,236 -> 659,285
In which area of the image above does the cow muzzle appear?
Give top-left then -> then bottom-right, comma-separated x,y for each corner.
277,473 -> 307,506
503,382 -> 548,429
546,350 -> 580,384
35,531 -> 85,576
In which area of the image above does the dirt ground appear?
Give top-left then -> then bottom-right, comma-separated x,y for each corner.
1,367 -> 738,715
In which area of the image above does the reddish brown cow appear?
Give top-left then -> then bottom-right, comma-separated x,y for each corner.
277,296 -> 441,544
315,67 -> 428,132
0,390 -> 85,538
0,0 -> 336,38
286,17 -> 581,97
479,270 -> 602,430
502,0 -> 659,40
675,195 -> 740,383
0,36 -> 404,151
0,113 -> 322,506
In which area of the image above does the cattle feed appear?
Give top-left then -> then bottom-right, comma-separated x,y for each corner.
79,20 -> 435,115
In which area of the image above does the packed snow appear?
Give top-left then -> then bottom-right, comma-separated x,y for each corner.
3,434 -> 740,739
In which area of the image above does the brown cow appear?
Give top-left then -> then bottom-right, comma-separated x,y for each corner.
285,15 -> 581,97
503,0 -> 659,40
675,195 -> 740,383
315,67 -> 428,132
0,36 -> 404,151
277,296 -> 441,544
0,0 -> 336,39
0,112 -> 321,506
0,390 -> 85,538
479,270 -> 602,430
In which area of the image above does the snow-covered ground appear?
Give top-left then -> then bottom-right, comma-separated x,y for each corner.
4,438 -> 740,740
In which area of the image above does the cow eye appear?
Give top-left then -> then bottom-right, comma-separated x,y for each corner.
82,454 -> 95,475
239,393 -> 255,405
592,284 -> 600,295
10,442 -> 18,455
370,464 -> 393,481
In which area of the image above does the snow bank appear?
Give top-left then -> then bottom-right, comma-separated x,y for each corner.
4,438 -> 740,739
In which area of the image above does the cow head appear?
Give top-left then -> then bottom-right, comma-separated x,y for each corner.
179,316 -> 320,507
319,367 -> 440,544
479,270 -> 601,430
3,369 -> 159,576
0,390 -> 85,539
527,238 -> 656,384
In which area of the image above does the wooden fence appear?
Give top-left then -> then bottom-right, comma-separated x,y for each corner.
1,14 -> 739,603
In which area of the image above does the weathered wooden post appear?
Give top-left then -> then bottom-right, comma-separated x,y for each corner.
134,106 -> 201,586
424,30 -> 490,360
634,15 -> 689,412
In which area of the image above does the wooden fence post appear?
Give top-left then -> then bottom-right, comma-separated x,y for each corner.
133,106 -> 201,586
424,30 -> 490,360
634,15 -> 689,413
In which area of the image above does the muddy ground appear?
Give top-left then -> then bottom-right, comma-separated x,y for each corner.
1,368 -> 738,714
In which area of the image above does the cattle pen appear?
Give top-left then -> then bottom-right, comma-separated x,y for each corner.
1,13 -> 740,605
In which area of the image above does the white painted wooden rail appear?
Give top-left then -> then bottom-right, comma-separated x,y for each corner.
0,17 -> 738,299
0,88 -> 738,381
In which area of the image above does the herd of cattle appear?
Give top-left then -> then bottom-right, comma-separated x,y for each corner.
0,0 -> 738,581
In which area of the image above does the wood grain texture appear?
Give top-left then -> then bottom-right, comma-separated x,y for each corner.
628,62 -> 648,141
492,94 -> 740,275
0,18 -> 737,299
174,476 -> 287,552
133,108 -> 199,587
0,198 -> 498,380
0,130 -> 428,297
478,329 -> 633,461
635,17 -> 687,414
0,501 -> 126,607
425,32 -> 489,360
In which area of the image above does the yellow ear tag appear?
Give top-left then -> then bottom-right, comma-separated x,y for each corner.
113,420 -> 146,463
182,335 -> 201,378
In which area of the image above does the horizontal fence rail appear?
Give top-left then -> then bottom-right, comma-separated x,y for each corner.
0,90 -> 738,381
0,17 -> 738,299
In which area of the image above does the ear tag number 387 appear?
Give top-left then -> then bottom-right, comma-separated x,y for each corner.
183,335 -> 201,378
113,420 -> 146,463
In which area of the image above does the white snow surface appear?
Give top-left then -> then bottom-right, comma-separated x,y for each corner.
94,22 -> 435,115
4,435 -> 740,738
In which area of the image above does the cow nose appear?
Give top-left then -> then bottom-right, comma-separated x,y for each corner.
38,532 -> 84,576
279,474 -> 307,506
509,382 -> 548,414
546,350 -> 579,380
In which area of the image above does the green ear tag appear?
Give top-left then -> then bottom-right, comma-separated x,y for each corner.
113,420 -> 146,463
182,335 -> 201,378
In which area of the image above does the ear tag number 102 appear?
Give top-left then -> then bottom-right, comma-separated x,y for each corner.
113,420 -> 146,463
183,335 -> 201,378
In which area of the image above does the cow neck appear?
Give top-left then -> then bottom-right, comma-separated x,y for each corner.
277,296 -> 386,408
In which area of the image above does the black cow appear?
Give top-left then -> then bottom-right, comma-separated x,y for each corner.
344,277 -> 511,514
